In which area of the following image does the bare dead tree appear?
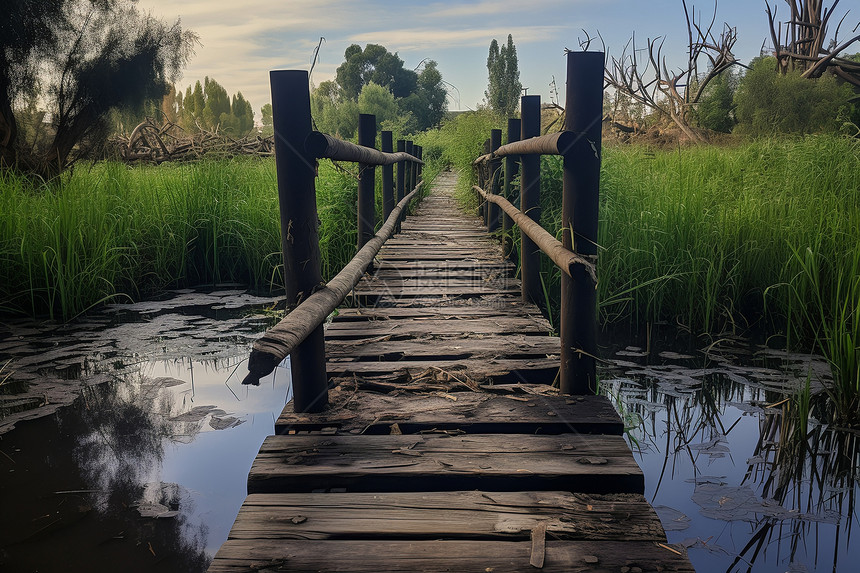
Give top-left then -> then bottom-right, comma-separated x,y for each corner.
604,1 -> 742,143
766,1 -> 860,86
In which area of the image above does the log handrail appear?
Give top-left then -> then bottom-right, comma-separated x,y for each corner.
472,130 -> 578,164
306,132 -> 424,166
471,185 -> 596,284
242,182 -> 424,386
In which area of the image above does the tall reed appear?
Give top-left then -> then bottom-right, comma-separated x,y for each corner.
0,159 -> 358,319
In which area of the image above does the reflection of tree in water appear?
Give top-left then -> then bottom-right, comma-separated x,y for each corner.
66,378 -> 211,572
605,367 -> 858,572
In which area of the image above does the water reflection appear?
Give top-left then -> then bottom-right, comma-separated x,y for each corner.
602,332 -> 859,573
0,290 -> 292,572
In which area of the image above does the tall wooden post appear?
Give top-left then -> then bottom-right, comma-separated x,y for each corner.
269,70 -> 327,413
520,95 -> 542,306
405,140 -> 414,192
488,129 -> 502,232
560,51 -> 603,395
479,138 -> 491,221
416,146 -> 422,182
503,118 -> 521,258
357,114 -> 376,250
381,131 -> 394,222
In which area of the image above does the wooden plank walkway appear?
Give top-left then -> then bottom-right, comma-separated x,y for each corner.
209,172 -> 693,572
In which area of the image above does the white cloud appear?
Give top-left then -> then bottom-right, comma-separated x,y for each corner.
348,26 -> 566,51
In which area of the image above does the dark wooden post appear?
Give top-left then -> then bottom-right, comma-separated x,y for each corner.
560,51 -> 603,395
416,146 -> 422,182
480,138 -> 491,221
357,114 -> 376,250
381,131 -> 394,222
396,139 -> 406,203
405,140 -> 414,192
520,95 -> 542,306
269,70 -> 327,413
503,118 -> 521,257
488,129 -> 502,232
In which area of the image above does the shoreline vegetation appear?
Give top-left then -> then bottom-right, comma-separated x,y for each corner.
2,130 -> 858,418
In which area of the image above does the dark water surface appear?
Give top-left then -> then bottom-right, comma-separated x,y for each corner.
601,327 -> 858,573
0,290 -> 291,572
2,292 -> 857,572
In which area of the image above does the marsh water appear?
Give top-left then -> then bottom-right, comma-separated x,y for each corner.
1,291 -> 857,572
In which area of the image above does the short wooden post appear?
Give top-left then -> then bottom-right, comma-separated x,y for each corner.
503,118 -> 521,257
405,140 -> 414,192
520,95 -> 542,306
357,114 -> 377,250
269,70 -> 327,413
488,129 -> 502,232
560,51 -> 603,395
381,131 -> 394,222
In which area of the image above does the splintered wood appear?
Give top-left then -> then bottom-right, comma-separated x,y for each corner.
208,172 -> 694,572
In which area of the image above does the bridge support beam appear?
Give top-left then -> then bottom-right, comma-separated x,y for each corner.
358,114 -> 377,250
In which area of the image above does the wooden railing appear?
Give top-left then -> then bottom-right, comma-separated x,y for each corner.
240,70 -> 424,412
472,51 -> 604,396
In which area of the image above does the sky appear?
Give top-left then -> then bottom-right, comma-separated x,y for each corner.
135,0 -> 800,117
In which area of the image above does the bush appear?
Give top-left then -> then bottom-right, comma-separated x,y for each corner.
734,57 -> 856,136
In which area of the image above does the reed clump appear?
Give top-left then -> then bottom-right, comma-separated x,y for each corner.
0,158 -> 357,320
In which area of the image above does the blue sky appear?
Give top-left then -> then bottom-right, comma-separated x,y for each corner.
135,0 -> 810,116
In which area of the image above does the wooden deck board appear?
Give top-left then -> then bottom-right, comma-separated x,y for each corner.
226,491 -> 665,541
275,391 -> 622,436
208,539 -> 694,572
247,434 -> 643,495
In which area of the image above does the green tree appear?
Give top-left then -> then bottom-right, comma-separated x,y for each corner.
692,69 -> 738,133
485,35 -> 521,117
260,103 -> 273,137
734,56 -> 856,136
0,0 -> 196,176
399,60 -> 447,132
231,92 -> 254,136
336,44 -> 418,100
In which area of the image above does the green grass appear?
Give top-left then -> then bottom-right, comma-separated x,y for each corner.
0,158 -> 358,320
420,114 -> 860,421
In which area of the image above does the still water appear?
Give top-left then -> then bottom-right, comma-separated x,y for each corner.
1,292 -> 857,572
0,290 -> 291,572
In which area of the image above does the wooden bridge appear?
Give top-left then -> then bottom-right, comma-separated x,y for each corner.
207,53 -> 694,572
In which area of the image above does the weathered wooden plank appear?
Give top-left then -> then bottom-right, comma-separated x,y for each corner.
276,391 -> 621,436
324,317 -> 550,338
326,335 -> 561,360
226,491 -> 666,541
325,357 -> 559,384
208,539 -> 695,572
332,305 -> 545,321
248,433 -> 641,494
357,277 -> 515,288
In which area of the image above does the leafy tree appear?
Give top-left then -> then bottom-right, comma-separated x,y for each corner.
485,35 -> 522,117
400,60 -> 447,132
178,77 -> 254,136
260,103 -> 273,137
0,0 -> 196,176
316,47 -> 447,137
734,56 -> 856,136
336,44 -> 418,100
692,69 -> 738,133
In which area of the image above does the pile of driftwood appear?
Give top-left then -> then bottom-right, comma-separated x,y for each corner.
107,119 -> 274,163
